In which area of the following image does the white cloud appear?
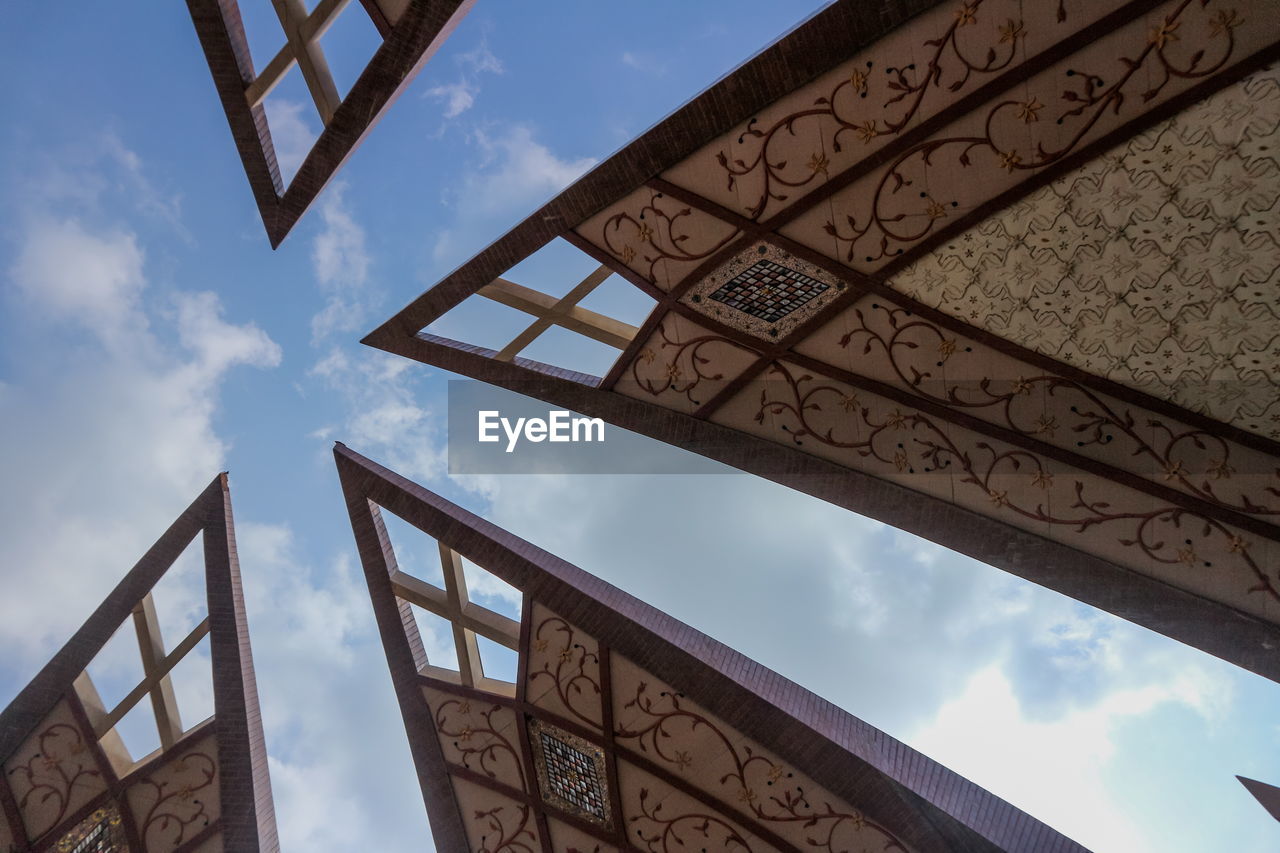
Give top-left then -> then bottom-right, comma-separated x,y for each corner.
310,185 -> 374,342
262,98 -> 317,184
432,124 -> 596,264
424,41 -> 503,120
10,218 -> 146,343
621,50 -> 668,75
0,220 -> 280,663
910,664 -> 1227,853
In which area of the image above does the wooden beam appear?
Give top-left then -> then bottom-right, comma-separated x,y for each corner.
271,0 -> 341,125
133,594 -> 184,749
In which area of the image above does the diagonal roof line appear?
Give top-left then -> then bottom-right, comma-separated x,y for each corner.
364,0 -> 951,344
187,0 -> 474,247
334,441 -> 1093,852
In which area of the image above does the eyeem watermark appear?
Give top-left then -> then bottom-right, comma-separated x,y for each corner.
448,381 -> 732,474
478,410 -> 606,452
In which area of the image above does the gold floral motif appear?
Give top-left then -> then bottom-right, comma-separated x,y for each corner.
1015,98 -> 1043,123
926,199 -> 949,220
1032,415 -> 1057,437
1032,470 -> 1054,490
673,750 -> 693,770
736,787 -> 757,804
1208,459 -> 1234,480
1209,9 -> 1241,37
893,449 -> 909,472
839,392 -> 860,412
1176,546 -> 1197,565
854,119 -> 879,143
808,151 -> 830,176
664,361 -> 682,381
938,338 -> 957,358
1149,17 -> 1180,48
1227,535 -> 1247,554
998,150 -> 1022,172
998,19 -> 1024,44
620,244 -> 636,264
988,489 -> 1008,507
1162,461 -> 1186,482
848,68 -> 868,94
954,3 -> 978,26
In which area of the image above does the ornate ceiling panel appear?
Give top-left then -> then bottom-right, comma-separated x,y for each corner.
0,475 -> 274,853
886,66 -> 1280,438
367,0 -> 1280,682
337,443 -> 1089,852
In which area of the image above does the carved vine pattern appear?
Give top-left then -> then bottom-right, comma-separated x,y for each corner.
136,750 -> 217,849
824,0 -> 1242,264
629,323 -> 759,407
718,0 -> 1031,219
474,804 -> 538,853
528,616 -> 602,728
616,684 -> 908,853
756,360 -> 1280,601
7,722 -> 101,838
632,786 -> 755,853
435,699 -> 525,787
601,191 -> 740,284
837,301 -> 1280,515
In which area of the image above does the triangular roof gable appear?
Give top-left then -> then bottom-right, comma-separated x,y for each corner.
334,442 -> 1089,852
0,474 -> 277,852
361,0 -> 1280,684
186,0 -> 474,247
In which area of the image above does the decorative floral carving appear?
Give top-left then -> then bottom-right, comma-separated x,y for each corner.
755,360 -> 1280,602
830,300 -> 1280,515
6,713 -> 104,839
717,0 -> 1029,219
434,699 -> 525,787
528,615 -> 603,728
628,323 -> 757,407
601,191 -> 739,286
474,804 -> 538,853
823,0 -> 1241,265
632,786 -> 754,853
616,683 -> 909,853
132,748 -> 217,850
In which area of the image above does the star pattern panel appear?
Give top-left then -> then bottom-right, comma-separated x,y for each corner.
887,66 -> 1280,439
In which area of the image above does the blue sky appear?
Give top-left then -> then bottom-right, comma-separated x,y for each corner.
1,2 -> 1279,850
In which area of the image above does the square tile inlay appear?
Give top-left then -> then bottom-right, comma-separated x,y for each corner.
528,718 -> 611,827
709,260 -> 829,323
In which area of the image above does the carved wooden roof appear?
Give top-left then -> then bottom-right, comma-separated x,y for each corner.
0,476 -> 276,853
364,0 -> 1280,683
335,443 -> 1090,852
186,0 -> 474,247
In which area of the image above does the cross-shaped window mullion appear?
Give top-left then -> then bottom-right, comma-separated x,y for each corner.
388,543 -> 521,695
72,601 -> 211,775
245,0 -> 347,123
479,263 -> 638,362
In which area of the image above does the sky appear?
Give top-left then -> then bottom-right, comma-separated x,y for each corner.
1,2 -> 1279,851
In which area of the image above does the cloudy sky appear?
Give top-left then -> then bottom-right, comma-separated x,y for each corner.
2,2 -> 1279,851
